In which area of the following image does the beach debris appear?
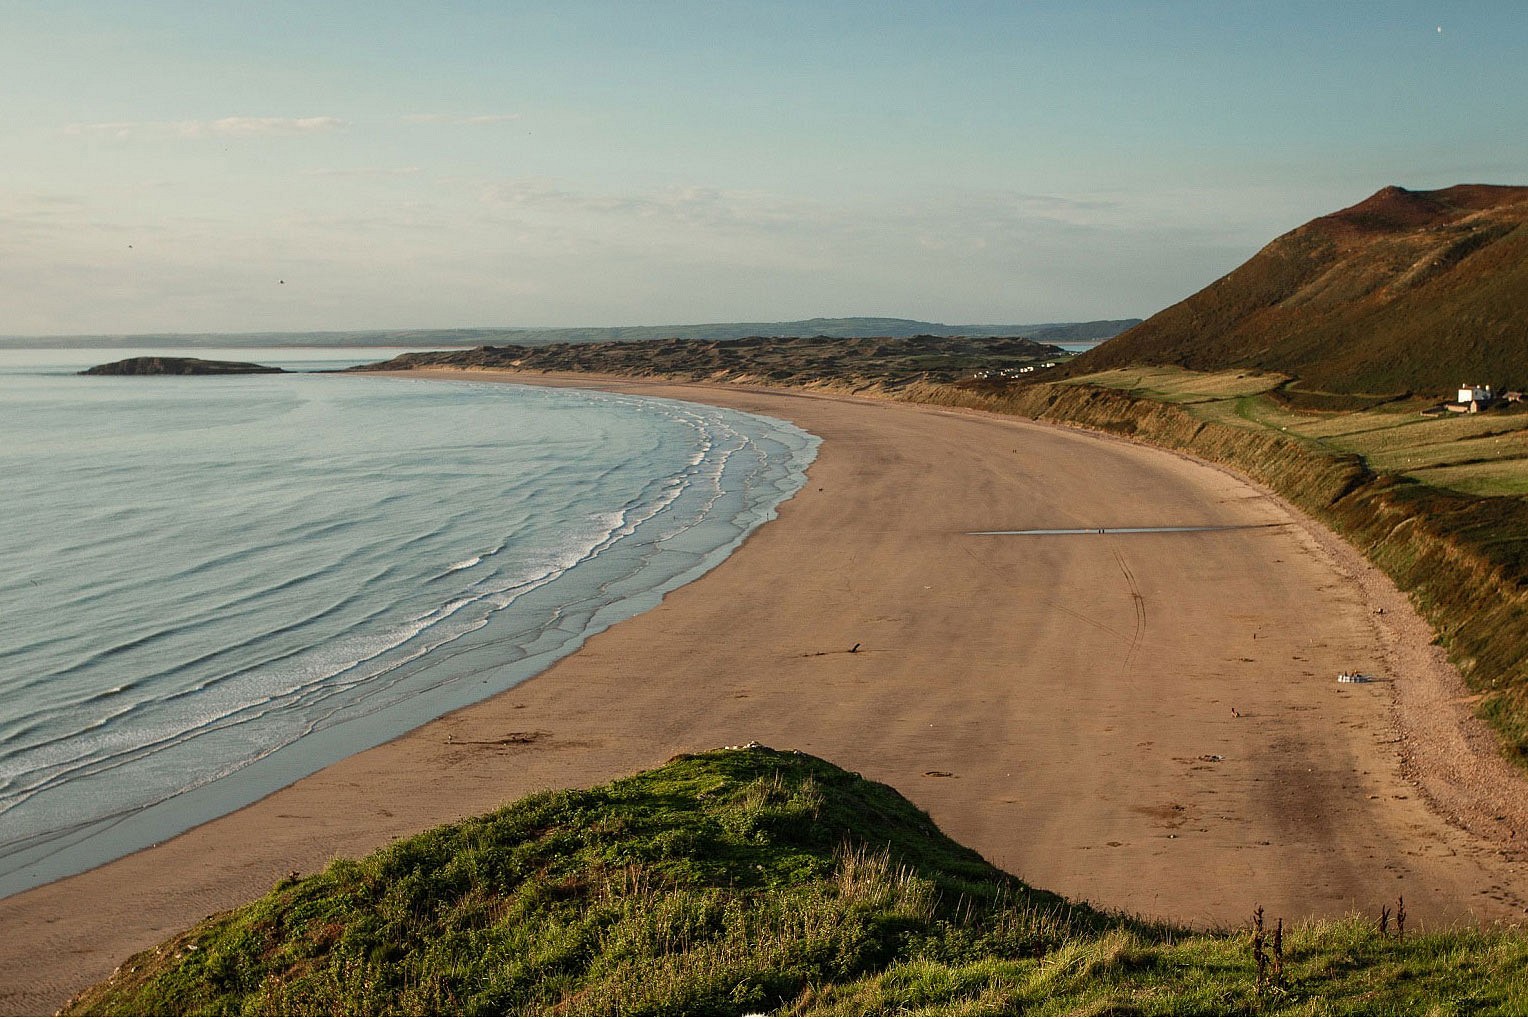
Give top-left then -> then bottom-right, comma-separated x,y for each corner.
804,644 -> 868,657
1337,671 -> 1373,683
1231,707 -> 1241,718
924,770 -> 954,778
1199,754 -> 1225,763
446,730 -> 549,747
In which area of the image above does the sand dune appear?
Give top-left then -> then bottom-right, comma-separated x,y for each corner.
3,373 -> 1525,1014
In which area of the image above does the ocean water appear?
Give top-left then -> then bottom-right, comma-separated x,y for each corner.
0,348 -> 817,896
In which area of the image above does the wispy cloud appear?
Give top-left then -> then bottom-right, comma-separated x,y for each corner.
478,177 -> 812,231
0,192 -> 89,217
403,113 -> 521,125
303,166 -> 422,178
64,116 -> 347,140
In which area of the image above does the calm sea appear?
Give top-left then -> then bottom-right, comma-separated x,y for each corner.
0,348 -> 817,896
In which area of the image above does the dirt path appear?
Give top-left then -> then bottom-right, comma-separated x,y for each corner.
3,375 -> 1525,1014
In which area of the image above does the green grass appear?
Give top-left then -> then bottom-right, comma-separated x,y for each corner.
1070,364 -> 1528,498
1061,366 -> 1288,404
64,747 -> 1528,1016
1410,461 -> 1528,497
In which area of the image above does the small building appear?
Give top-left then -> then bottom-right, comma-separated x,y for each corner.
1433,384 -> 1499,414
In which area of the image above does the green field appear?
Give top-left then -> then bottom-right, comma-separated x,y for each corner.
1069,367 -> 1528,498
63,748 -> 1528,1016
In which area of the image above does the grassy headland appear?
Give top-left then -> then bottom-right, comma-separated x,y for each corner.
350,333 -> 1073,388
64,747 -> 1528,1016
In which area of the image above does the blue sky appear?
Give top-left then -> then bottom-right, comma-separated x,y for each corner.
2,1 -> 1524,334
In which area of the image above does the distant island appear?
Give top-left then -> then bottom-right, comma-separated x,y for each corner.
11,317 -> 1141,351
80,356 -> 285,376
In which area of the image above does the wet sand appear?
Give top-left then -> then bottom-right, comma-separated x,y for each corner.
3,372 -> 1525,1013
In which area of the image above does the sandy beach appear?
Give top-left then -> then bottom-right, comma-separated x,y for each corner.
4,372 -> 1527,1013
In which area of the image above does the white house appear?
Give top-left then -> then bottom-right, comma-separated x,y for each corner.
1458,383 -> 1494,404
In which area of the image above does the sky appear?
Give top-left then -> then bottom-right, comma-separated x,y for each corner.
2,1 -> 1525,335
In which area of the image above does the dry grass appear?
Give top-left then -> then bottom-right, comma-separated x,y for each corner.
1066,366 -> 1288,403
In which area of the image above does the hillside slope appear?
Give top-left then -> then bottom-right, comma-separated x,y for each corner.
1074,184 -> 1528,395
63,747 -> 1105,1016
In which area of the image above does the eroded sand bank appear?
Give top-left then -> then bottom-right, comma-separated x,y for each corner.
3,373 -> 1525,1013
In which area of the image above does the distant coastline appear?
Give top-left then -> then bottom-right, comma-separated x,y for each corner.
0,316 -> 1140,350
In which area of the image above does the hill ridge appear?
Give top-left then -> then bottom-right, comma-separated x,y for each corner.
1073,183 -> 1528,394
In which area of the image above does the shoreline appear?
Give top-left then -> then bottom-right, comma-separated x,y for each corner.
5,370 -> 1527,1013
0,376 -> 818,901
